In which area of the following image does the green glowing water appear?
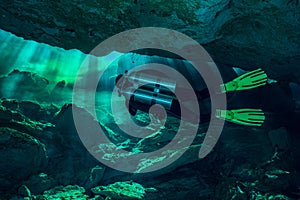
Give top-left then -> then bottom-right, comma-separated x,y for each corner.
0,29 -> 122,84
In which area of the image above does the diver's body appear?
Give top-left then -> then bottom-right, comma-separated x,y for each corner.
115,66 -> 212,123
115,52 -> 299,128
124,84 -> 211,123
115,53 -> 225,123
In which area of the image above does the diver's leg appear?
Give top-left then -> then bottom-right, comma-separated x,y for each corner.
169,98 -> 211,123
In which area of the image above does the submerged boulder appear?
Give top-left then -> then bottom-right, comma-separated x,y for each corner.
91,181 -> 157,200
37,185 -> 88,200
0,70 -> 49,100
0,127 -> 47,193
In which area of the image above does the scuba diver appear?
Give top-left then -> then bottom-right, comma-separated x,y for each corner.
114,52 -> 298,128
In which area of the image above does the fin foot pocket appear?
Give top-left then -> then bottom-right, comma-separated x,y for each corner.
216,108 -> 265,126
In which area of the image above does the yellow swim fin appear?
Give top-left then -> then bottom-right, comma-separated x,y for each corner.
216,108 -> 265,126
220,68 -> 268,93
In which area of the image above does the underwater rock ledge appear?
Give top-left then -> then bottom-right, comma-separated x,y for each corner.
0,97 -> 299,199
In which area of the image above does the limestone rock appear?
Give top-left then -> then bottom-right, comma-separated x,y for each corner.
24,173 -> 57,195
85,166 -> 106,189
1,99 -> 18,110
19,100 -> 41,119
37,185 -> 88,200
0,70 -> 49,100
0,100 -> 55,137
91,181 -> 157,200
49,104 -> 103,187
17,185 -> 31,198
0,127 -> 47,192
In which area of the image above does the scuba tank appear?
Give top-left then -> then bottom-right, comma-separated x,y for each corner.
120,71 -> 176,111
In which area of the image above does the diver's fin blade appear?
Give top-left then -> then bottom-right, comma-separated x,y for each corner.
216,109 -> 265,126
238,68 -> 264,80
233,108 -> 265,126
221,68 -> 268,93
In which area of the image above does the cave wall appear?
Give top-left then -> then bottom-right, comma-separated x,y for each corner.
0,0 -> 300,82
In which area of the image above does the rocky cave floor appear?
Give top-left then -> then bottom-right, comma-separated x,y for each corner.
1,70 -> 300,200
0,0 -> 300,199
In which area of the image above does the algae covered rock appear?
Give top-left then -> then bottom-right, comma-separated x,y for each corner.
37,185 -> 88,200
17,185 -> 31,198
24,173 -> 57,196
0,70 -> 49,100
91,181 -> 157,200
0,100 -> 55,136
85,165 -> 106,189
